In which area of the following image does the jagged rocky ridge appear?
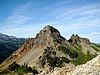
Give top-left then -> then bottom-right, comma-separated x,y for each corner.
0,33 -> 26,64
0,25 -> 100,74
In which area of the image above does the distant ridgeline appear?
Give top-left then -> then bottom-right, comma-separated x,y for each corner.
0,33 -> 26,64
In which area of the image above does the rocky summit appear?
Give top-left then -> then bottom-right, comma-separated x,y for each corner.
0,25 -> 100,75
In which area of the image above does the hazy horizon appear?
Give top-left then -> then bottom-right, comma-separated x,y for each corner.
0,0 -> 100,43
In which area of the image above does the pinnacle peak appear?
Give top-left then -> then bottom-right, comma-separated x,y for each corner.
43,25 -> 54,30
42,25 -> 59,33
71,34 -> 80,38
46,25 -> 52,27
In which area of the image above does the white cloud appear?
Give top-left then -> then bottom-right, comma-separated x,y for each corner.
0,24 -> 42,38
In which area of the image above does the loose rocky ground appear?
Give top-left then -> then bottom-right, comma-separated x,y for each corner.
68,55 -> 100,75
43,55 -> 100,75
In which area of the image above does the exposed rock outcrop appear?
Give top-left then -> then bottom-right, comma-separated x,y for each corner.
68,34 -> 97,55
68,55 -> 100,75
44,55 -> 100,75
68,34 -> 90,45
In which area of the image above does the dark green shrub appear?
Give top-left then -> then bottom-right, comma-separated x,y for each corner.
68,39 -> 72,43
52,51 -> 56,55
8,62 -> 38,74
70,52 -> 78,58
32,67 -> 38,74
48,57 -> 63,69
58,46 -> 78,58
0,69 -> 10,74
39,56 -> 46,67
93,43 -> 100,48
91,45 -> 100,52
39,47 -> 71,70
60,57 -> 70,63
16,63 -> 30,73
85,50 -> 92,61
8,62 -> 20,71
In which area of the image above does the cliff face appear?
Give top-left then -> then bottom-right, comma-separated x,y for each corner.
69,34 -> 90,45
0,25 -> 100,74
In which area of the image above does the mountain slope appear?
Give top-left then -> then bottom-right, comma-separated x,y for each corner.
0,25 -> 100,74
48,55 -> 100,75
68,34 -> 99,65
0,26 -> 77,72
0,33 -> 26,64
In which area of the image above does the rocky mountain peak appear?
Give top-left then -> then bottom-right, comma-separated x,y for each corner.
34,25 -> 65,46
70,34 -> 80,40
69,34 -> 90,45
40,25 -> 60,36
68,34 -> 80,45
43,25 -> 54,30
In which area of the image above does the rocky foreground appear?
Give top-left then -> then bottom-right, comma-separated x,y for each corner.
45,55 -> 100,75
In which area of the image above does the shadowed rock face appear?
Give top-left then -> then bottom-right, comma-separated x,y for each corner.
68,34 -> 90,45
69,34 -> 80,45
34,25 -> 65,46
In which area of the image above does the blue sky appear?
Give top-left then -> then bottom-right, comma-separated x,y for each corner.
0,0 -> 100,43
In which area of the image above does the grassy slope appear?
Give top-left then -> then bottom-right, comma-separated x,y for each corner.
91,44 -> 100,52
70,44 -> 97,66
